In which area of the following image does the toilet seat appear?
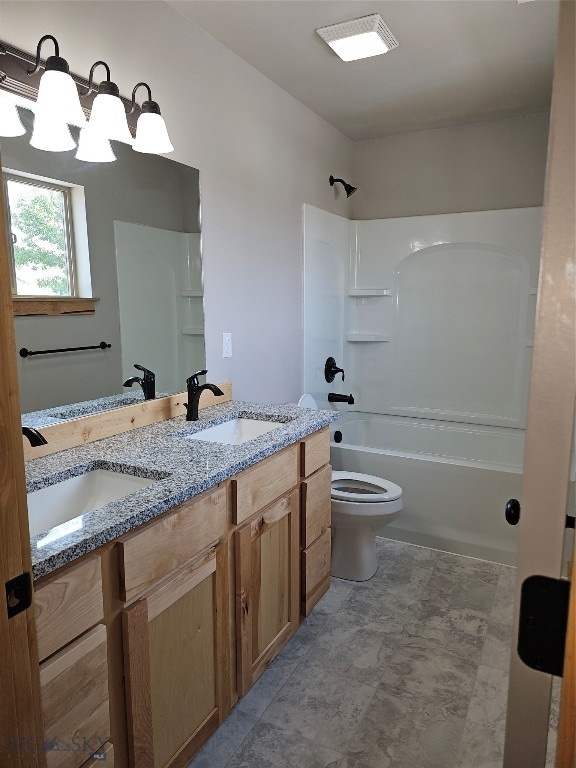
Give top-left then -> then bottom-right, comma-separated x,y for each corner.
331,471 -> 402,504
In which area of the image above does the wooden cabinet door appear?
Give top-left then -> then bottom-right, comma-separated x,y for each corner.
235,489 -> 300,697
122,546 -> 230,768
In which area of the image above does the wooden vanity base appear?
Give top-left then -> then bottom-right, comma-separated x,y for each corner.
31,427 -> 332,768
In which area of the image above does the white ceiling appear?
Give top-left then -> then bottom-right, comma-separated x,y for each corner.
168,0 -> 559,141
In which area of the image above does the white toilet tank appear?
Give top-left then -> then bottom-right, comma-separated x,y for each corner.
298,394 -> 319,410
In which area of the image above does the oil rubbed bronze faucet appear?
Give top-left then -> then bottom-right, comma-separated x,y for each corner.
185,370 -> 224,421
123,364 -> 156,400
22,426 -> 47,446
325,357 -> 345,383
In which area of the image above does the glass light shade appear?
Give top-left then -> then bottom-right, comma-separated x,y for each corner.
30,113 -> 76,152
75,126 -> 116,163
328,32 -> 389,61
35,69 -> 86,127
0,92 -> 26,137
89,93 -> 133,144
132,112 -> 174,154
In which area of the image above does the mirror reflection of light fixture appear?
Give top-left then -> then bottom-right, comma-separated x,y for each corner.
84,60 -> 133,144
27,34 -> 86,127
0,91 -> 26,137
29,112 -> 76,152
329,175 -> 357,198
130,82 -> 174,155
75,126 -> 116,163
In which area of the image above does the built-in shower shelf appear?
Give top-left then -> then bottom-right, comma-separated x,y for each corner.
181,290 -> 203,298
182,326 -> 204,336
348,289 -> 392,297
346,333 -> 391,342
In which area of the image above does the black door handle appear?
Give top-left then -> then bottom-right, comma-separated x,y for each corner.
505,498 -> 574,529
505,498 -> 521,526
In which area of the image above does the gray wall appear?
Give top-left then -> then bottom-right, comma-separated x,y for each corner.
0,0 -> 354,406
0,3 -> 549,407
3,109 -> 200,412
351,113 -> 550,220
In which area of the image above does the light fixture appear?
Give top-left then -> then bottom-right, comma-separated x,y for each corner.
0,91 -> 26,137
130,82 -> 174,154
84,61 -> 133,144
29,112 -> 76,152
75,126 -> 116,163
330,175 -> 357,198
27,35 -> 86,126
316,14 -> 399,62
0,37 -> 173,157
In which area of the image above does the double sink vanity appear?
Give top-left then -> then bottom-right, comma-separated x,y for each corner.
25,393 -> 337,768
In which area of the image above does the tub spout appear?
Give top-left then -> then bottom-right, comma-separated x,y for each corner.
328,393 -> 354,405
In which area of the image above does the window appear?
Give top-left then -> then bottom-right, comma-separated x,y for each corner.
3,172 -> 76,296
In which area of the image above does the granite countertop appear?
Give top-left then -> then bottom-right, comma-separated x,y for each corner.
21,391 -> 172,428
27,400 -> 338,581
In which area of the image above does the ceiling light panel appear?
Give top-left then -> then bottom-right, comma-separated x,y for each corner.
316,14 -> 399,62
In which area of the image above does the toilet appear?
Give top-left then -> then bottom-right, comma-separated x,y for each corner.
298,395 -> 403,581
331,471 -> 402,581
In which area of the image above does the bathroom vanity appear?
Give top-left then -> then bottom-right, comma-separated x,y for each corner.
27,397 -> 336,768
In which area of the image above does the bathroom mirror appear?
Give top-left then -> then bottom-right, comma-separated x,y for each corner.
1,106 -> 204,423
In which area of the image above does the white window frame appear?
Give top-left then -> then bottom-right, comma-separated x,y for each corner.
2,170 -> 78,298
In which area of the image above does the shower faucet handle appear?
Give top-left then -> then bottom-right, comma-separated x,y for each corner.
325,357 -> 345,383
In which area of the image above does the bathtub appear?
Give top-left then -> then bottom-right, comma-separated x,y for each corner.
329,412 -> 524,565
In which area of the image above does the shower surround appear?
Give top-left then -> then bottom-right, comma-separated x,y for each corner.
303,204 -> 542,563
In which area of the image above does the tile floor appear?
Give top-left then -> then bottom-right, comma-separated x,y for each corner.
189,538 -> 559,768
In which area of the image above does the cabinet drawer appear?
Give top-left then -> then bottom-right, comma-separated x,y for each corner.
35,556 -> 104,662
302,528 -> 331,616
300,429 -> 330,478
82,742 -> 113,767
232,445 -> 298,525
40,625 -> 110,768
118,485 -> 228,602
301,464 -> 332,549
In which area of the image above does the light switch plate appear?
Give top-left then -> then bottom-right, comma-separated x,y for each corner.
223,332 -> 232,358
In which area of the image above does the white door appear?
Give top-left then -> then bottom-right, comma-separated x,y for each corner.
503,3 -> 575,766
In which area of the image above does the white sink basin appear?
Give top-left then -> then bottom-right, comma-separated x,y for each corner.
186,418 -> 282,446
28,469 -> 157,539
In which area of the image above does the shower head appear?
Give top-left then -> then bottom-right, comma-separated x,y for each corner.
330,175 -> 357,197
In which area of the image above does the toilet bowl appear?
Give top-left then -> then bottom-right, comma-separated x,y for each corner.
298,395 -> 403,581
331,471 -> 402,581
